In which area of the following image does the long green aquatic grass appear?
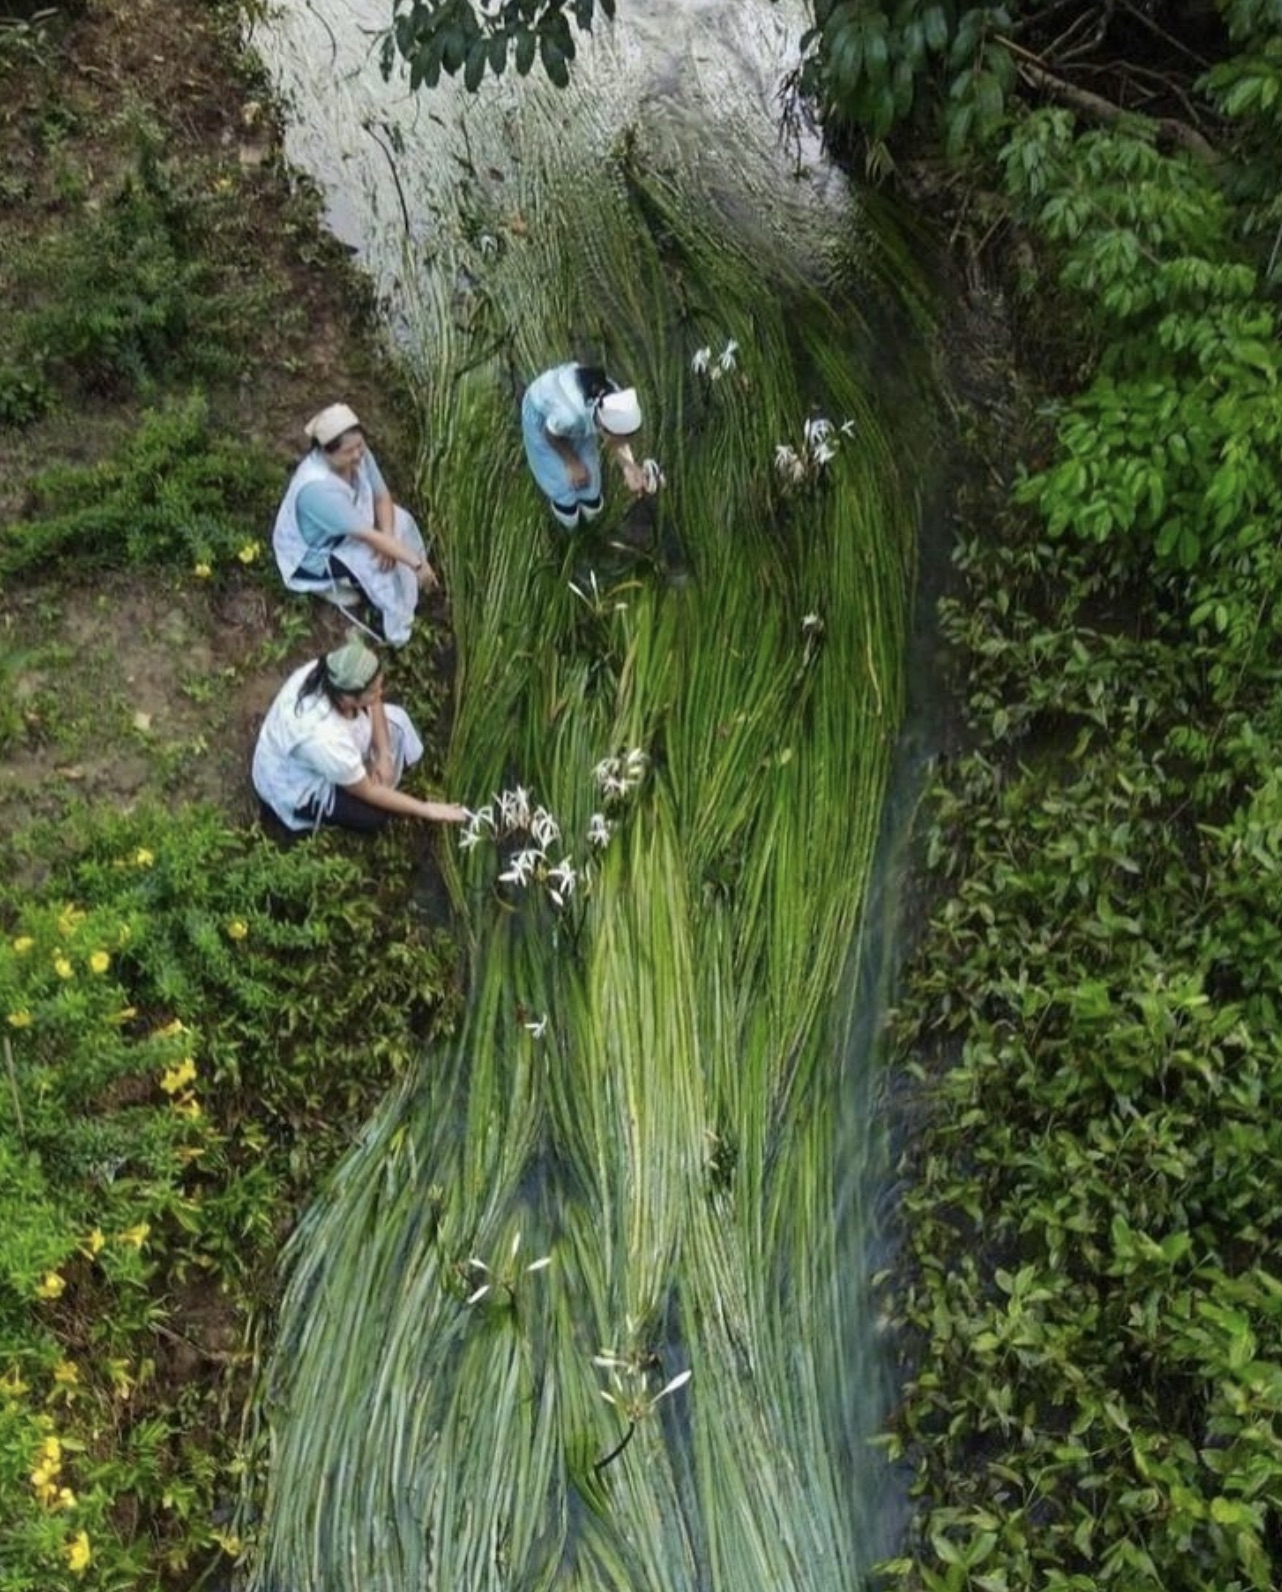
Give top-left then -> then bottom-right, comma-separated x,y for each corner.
248,89 -> 926,1592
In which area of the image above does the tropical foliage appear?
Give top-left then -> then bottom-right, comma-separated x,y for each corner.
857,2 -> 1282,1588
1,807 -> 458,1590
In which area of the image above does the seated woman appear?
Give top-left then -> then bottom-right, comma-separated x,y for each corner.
272,402 -> 439,647
252,638 -> 466,835
521,363 -> 648,530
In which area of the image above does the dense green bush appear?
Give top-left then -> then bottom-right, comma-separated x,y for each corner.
10,132 -> 235,399
0,393 -> 282,577
0,804 -> 459,1589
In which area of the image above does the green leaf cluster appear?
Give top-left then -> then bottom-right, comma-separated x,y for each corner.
0,393 -> 281,578
885,495 -> 1282,1587
0,803 -> 459,1588
382,0 -> 615,93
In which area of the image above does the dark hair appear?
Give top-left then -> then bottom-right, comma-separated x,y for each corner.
574,366 -> 616,404
296,656 -> 379,714
322,426 -> 364,455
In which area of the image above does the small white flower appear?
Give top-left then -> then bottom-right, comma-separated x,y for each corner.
840,418 -> 856,437
811,437 -> 837,467
478,233 -> 499,259
499,847 -> 544,887
716,339 -> 739,373
548,859 -> 577,900
459,825 -> 484,852
623,747 -> 648,778
587,812 -> 613,848
774,444 -> 803,483
802,612 -> 823,633
691,346 -> 711,375
652,1369 -> 693,1405
531,807 -> 561,849
803,416 -> 833,447
593,755 -> 619,788
524,1013 -> 549,1039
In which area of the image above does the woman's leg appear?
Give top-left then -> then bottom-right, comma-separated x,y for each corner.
295,790 -> 391,834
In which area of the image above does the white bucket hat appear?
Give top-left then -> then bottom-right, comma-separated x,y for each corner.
305,402 -> 362,448
597,387 -> 643,436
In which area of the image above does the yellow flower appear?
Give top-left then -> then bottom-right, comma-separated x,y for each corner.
237,540 -> 262,565
172,1097 -> 203,1119
88,951 -> 110,974
226,918 -> 248,941
134,848 -> 155,867
1,1369 -> 30,1398
66,1529 -> 91,1573
161,1057 -> 197,1094
119,1222 -> 150,1249
58,1486 -> 77,1509
154,1018 -> 186,1039
12,935 -> 34,953
56,905 -> 85,937
108,1006 -> 138,1025
53,955 -> 74,980
194,561 -> 213,579
52,1360 -> 80,1386
7,1010 -> 32,1029
82,1228 -> 105,1257
35,1271 -> 66,1300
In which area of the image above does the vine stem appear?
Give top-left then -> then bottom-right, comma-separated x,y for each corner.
593,1419 -> 637,1474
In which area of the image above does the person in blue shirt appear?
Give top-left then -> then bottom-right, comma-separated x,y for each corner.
521,364 -> 647,530
272,403 -> 438,645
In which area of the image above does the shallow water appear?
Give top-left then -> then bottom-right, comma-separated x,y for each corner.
250,5 -> 936,1587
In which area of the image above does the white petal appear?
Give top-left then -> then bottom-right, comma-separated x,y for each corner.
466,1284 -> 491,1305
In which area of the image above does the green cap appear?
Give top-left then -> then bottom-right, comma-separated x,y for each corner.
325,638 -> 380,693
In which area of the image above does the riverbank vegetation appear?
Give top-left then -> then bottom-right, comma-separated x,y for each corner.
0,2 -> 459,1587
808,3 -> 1282,1589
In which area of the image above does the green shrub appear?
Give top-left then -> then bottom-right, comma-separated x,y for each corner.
0,392 -> 282,576
0,802 -> 460,1587
10,137 -> 233,398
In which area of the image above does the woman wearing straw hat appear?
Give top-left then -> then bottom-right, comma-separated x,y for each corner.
272,402 -> 438,646
521,363 -> 649,530
252,639 -> 466,835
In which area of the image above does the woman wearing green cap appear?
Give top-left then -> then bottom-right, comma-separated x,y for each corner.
252,639 -> 466,834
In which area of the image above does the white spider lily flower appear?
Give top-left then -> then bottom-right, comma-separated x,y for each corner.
530,807 -> 561,849
499,847 -> 544,887
716,339 -> 739,373
803,416 -> 834,447
691,345 -> 711,375
775,444 -> 805,483
587,812 -> 613,848
459,825 -> 484,852
840,418 -> 856,437
810,434 -> 838,467
802,612 -> 823,633
548,859 -> 578,901
524,1013 -> 549,1039
593,755 -> 618,788
623,747 -> 648,778
652,1369 -> 693,1405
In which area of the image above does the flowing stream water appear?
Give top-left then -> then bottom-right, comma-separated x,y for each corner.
249,4 -> 939,1587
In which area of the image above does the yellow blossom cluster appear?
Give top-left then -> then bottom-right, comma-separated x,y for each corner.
66,1529 -> 92,1573
29,1433 -> 76,1511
